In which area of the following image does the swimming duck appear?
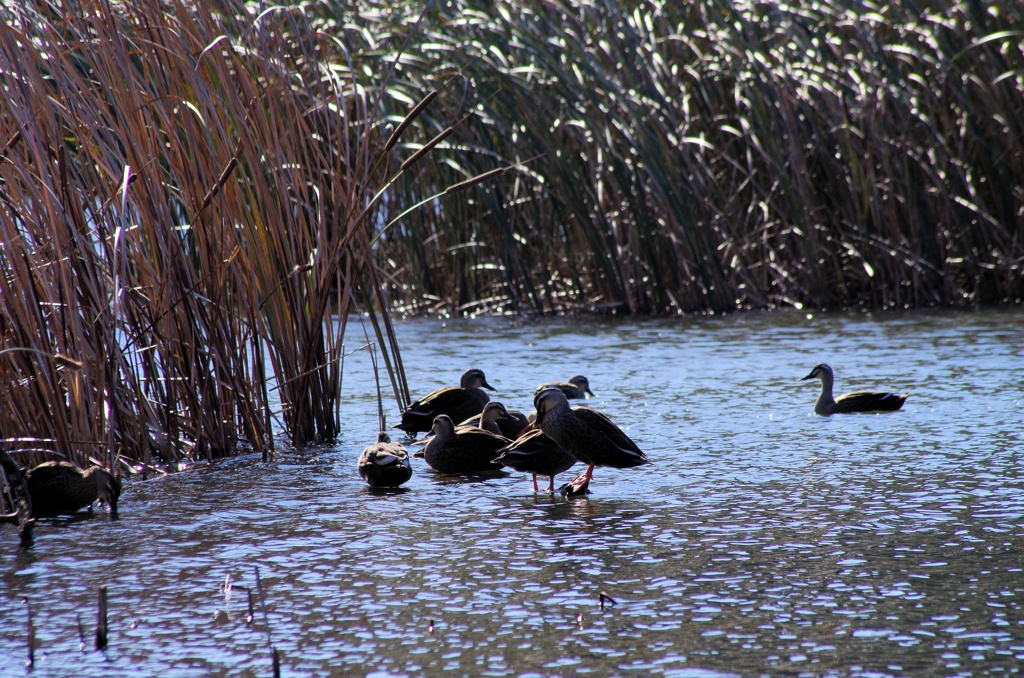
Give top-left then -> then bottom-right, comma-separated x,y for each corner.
533,387 -> 648,495
25,461 -> 121,517
413,415 -> 510,475
492,428 -> 577,493
801,363 -> 909,415
395,369 -> 495,434
358,432 -> 413,488
534,375 -> 595,400
459,402 -> 530,438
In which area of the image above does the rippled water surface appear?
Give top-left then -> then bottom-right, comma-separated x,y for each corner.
2,309 -> 1023,677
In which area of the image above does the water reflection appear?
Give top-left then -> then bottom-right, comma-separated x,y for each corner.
1,309 -> 1023,676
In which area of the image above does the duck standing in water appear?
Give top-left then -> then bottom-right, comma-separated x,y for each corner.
492,427 -> 577,493
25,461 -> 121,517
358,432 -> 413,488
534,375 -> 595,400
414,415 -> 510,475
394,369 -> 495,435
802,363 -> 909,415
533,387 -> 648,495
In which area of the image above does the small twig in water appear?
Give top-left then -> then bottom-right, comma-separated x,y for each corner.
95,585 -> 108,650
24,597 -> 34,668
254,567 -> 272,645
599,591 -> 617,611
243,586 -> 254,624
76,612 -> 85,650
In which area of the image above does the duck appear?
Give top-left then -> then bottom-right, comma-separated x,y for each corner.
533,387 -> 648,495
358,432 -> 413,488
459,402 -> 530,438
801,363 -> 909,415
413,415 -> 511,475
394,369 -> 495,435
25,461 -> 121,517
534,375 -> 595,400
492,428 -> 577,493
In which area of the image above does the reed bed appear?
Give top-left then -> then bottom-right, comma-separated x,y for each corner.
2,0 -> 1022,470
0,0 -> 464,468
325,0 -> 1024,315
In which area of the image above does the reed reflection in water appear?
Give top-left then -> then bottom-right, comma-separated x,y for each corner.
1,308 -> 1022,676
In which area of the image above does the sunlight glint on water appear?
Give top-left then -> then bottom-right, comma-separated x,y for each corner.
1,309 -> 1022,676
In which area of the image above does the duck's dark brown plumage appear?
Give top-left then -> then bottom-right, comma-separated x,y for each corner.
414,415 -> 511,475
25,461 -> 121,517
459,402 -> 530,439
395,369 -> 495,434
802,363 -> 909,415
492,428 -> 577,492
533,375 -> 595,400
533,387 -> 648,494
358,432 -> 413,488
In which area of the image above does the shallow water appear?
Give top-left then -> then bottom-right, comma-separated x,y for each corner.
2,308 -> 1023,677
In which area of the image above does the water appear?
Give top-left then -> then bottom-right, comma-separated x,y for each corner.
2,308 -> 1023,677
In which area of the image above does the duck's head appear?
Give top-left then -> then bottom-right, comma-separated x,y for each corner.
567,375 -> 595,397
461,368 -> 495,391
802,363 -> 833,382
533,387 -> 569,424
376,431 -> 392,444
89,467 -> 121,513
480,402 -> 511,423
430,414 -> 456,438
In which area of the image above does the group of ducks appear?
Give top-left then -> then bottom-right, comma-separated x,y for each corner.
357,363 -> 910,494
0,360 -> 908,530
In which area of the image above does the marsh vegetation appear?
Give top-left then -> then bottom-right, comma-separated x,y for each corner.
2,0 -> 1022,470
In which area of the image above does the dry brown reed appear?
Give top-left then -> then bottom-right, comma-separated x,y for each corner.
0,0 -> 473,468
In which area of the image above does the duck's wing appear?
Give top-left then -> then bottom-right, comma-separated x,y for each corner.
494,428 -> 552,460
395,386 -> 465,432
453,426 -> 513,448
362,449 -> 404,468
493,429 -> 575,474
834,391 -> 908,413
458,414 -> 483,427
406,386 -> 462,415
571,406 -> 650,466
24,462 -> 81,489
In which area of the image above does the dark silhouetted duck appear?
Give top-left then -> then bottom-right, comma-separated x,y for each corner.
25,461 -> 121,517
395,369 -> 495,434
802,363 -> 909,415
358,432 -> 413,488
413,415 -> 510,475
459,401 -> 530,439
534,375 -> 595,400
533,387 -> 648,495
492,428 -> 577,493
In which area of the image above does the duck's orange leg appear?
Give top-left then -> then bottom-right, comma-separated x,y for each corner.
531,473 -> 540,493
567,464 -> 594,494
